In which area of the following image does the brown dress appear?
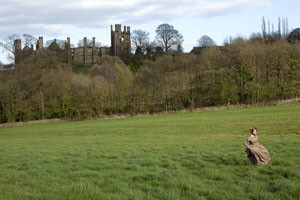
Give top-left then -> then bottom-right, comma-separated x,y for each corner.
244,134 -> 271,165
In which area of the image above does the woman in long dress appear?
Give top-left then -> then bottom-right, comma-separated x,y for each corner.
244,127 -> 271,165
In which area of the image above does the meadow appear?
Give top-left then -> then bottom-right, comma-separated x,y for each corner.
0,103 -> 300,200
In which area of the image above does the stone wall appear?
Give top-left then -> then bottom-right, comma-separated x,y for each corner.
14,24 -> 131,65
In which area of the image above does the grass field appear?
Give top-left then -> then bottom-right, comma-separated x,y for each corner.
0,103 -> 300,200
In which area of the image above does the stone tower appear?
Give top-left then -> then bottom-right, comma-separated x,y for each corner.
66,37 -> 72,63
111,24 -> 131,58
14,39 -> 22,64
36,37 -> 44,50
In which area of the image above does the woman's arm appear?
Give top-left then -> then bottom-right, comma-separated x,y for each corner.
243,138 -> 249,147
244,135 -> 255,147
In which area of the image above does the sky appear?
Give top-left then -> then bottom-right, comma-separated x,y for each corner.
0,0 -> 300,63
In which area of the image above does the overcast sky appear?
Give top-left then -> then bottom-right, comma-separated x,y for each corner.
1,0 -> 300,63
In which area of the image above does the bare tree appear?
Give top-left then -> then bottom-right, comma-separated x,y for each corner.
155,23 -> 183,53
0,34 -> 21,61
268,20 -> 271,36
262,16 -> 290,42
0,34 -> 37,62
22,34 -> 37,47
131,29 -> 150,53
285,18 -> 289,37
261,17 -> 267,41
278,17 -> 281,39
197,35 -> 216,47
282,17 -> 289,38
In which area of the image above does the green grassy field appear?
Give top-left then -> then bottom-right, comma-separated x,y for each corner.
0,103 -> 300,200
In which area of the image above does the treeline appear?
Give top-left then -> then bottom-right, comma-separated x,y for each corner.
1,39 -> 300,123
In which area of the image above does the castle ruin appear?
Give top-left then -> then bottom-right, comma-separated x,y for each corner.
14,24 -> 131,65
111,24 -> 131,58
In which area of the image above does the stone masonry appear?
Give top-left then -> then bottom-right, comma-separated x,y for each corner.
14,24 -> 131,65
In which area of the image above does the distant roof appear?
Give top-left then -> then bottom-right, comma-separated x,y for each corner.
190,47 -> 206,54
190,46 -> 223,54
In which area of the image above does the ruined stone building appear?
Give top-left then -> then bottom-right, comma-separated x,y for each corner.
14,24 -> 131,65
111,24 -> 131,58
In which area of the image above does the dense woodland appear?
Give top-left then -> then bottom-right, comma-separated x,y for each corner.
1,38 -> 300,123
1,19 -> 300,123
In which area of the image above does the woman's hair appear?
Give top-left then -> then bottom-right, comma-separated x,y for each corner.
249,127 -> 258,133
